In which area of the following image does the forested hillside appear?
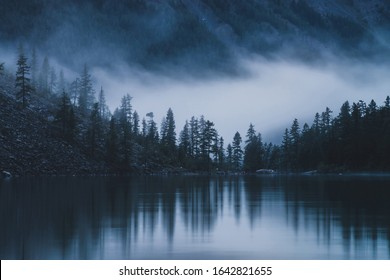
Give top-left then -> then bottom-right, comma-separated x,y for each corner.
1,48 -> 390,176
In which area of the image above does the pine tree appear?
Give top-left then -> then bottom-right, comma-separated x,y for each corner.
226,144 -> 233,171
161,108 -> 177,160
70,78 -> 80,106
54,91 -> 76,142
119,94 -> 133,166
133,111 -> 140,136
78,64 -> 94,114
15,46 -> 32,108
384,96 -> 390,109
281,128 -> 291,170
58,69 -> 66,94
200,119 -> 216,159
217,136 -> 225,169
147,112 -> 159,144
86,103 -> 102,156
243,124 -> 263,172
289,119 -> 300,170
141,118 -> 147,137
232,132 -> 243,171
189,116 -> 200,158
199,119 -> 217,170
98,86 -> 109,119
178,120 -> 191,166
39,56 -> 50,96
49,66 -> 57,95
106,116 -> 118,164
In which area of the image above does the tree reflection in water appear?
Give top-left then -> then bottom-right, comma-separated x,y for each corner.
0,175 -> 389,259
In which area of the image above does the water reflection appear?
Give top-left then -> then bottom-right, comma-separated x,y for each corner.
0,175 -> 389,259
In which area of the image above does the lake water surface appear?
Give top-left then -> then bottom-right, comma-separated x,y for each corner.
1,175 -> 389,259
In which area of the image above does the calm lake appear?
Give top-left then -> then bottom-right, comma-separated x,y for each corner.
1,175 -> 389,259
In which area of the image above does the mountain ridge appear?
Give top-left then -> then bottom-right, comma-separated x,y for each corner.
1,0 -> 389,73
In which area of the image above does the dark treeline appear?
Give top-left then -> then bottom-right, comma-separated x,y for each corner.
280,98 -> 390,173
1,47 -> 390,174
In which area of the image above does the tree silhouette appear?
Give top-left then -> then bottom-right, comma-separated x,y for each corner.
15,46 -> 32,108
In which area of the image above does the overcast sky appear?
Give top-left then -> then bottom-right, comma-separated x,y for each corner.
92,56 -> 390,144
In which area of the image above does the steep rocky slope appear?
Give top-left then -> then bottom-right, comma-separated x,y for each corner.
0,91 -> 106,176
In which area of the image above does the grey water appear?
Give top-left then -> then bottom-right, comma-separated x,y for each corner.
1,175 -> 390,260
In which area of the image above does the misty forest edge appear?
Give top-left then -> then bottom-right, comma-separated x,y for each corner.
1,48 -> 390,177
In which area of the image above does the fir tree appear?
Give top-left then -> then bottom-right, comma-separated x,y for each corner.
39,56 -> 50,96
106,116 -> 118,164
243,124 -> 263,172
54,91 -> 76,142
119,94 -> 133,167
161,108 -> 177,161
58,69 -> 66,94
217,136 -> 225,168
132,111 -> 140,136
15,46 -> 32,108
226,144 -> 233,171
78,64 -> 94,114
98,86 -> 109,119
232,132 -> 243,171
178,120 -> 191,166
49,66 -> 57,95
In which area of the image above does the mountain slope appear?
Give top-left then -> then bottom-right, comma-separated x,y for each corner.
0,0 -> 389,72
0,90 -> 106,176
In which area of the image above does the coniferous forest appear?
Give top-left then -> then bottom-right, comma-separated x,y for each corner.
1,47 -> 390,176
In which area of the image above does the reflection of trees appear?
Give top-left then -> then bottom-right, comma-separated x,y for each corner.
0,176 -> 225,259
242,176 -> 267,227
179,176 -> 219,234
1,175 -> 390,259
281,176 -> 390,259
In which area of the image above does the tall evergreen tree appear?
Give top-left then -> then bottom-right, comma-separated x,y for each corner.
217,136 -> 225,168
39,56 -> 50,96
54,91 -> 76,142
243,123 -> 263,172
178,120 -> 191,166
161,108 -> 177,160
199,119 -> 217,170
119,94 -> 133,167
86,102 -> 103,157
146,112 -> 159,144
289,118 -> 300,170
58,69 -> 66,94
78,64 -> 94,114
226,144 -> 233,171
15,46 -> 32,108
232,132 -> 243,171
189,116 -> 200,158
98,86 -> 109,119
141,118 -> 147,137
281,128 -> 291,170
69,78 -> 79,106
49,66 -> 57,95
132,111 -> 140,136
106,116 -> 118,164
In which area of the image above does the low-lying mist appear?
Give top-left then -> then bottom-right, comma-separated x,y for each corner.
92,56 -> 390,144
1,43 -> 389,144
